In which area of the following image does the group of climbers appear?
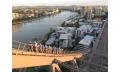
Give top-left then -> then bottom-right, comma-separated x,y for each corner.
28,41 -> 66,54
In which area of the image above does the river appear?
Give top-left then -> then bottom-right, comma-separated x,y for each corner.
12,11 -> 78,43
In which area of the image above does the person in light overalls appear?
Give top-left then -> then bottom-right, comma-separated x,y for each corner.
28,41 -> 33,52
34,41 -> 38,52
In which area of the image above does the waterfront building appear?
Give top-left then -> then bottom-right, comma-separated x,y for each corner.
28,13 -> 35,18
46,37 -> 56,45
65,20 -> 72,24
12,13 -> 19,20
59,33 -> 72,48
94,6 -> 107,17
46,27 -> 75,48
83,6 -> 94,20
12,13 -> 21,20
56,27 -> 75,48
76,24 -> 93,38
86,9 -> 93,20
79,35 -> 94,48
12,13 -> 24,20
79,22 -> 88,25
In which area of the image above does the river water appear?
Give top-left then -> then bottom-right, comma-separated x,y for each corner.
12,11 -> 78,43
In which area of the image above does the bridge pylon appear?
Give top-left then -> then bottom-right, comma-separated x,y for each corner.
70,58 -> 79,72
50,63 -> 62,72
50,58 -> 80,72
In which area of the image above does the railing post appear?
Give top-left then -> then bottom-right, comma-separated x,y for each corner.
22,44 -> 26,54
16,42 -> 21,55
22,44 -> 26,51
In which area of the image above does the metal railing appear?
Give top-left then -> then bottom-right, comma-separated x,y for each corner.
12,40 -> 78,56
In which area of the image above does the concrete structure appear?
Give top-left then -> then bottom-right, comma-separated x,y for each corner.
87,22 -> 108,72
77,21 -> 108,72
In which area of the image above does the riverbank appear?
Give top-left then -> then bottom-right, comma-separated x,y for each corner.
37,29 -> 55,45
12,11 -> 61,25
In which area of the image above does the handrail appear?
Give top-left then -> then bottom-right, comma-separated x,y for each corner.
12,40 -> 81,56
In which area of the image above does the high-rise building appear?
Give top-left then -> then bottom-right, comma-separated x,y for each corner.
83,6 -> 93,20
94,6 -> 103,16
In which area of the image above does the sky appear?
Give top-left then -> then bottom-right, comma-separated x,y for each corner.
12,0 -> 108,6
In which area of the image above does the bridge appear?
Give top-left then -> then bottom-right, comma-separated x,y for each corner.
12,39 -> 83,69
12,21 -> 107,72
12,50 -> 82,69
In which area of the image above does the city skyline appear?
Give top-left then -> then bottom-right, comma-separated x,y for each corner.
12,0 -> 108,6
